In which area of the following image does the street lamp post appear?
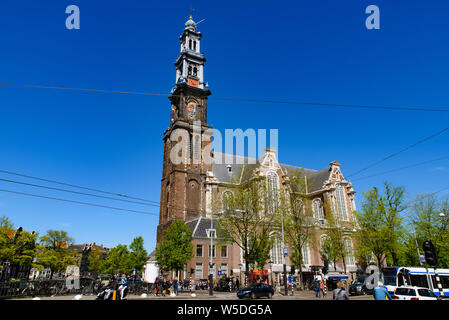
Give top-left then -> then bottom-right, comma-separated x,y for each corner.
209,213 -> 214,296
280,209 -> 288,296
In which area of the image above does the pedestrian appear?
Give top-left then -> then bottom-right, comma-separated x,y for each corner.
373,281 -> 392,300
333,281 -> 349,300
173,277 -> 179,296
235,278 -> 240,290
320,280 -> 326,298
313,278 -> 321,298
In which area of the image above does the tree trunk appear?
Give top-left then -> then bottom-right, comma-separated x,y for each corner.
298,264 -> 304,290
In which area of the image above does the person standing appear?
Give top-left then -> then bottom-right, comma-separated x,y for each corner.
373,281 -> 392,300
333,281 -> 349,300
314,279 -> 321,298
173,277 -> 179,296
235,278 -> 240,290
320,280 -> 327,298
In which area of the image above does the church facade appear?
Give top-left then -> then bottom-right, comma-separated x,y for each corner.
156,15 -> 359,284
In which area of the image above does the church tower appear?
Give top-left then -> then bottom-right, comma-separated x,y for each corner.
157,14 -> 212,244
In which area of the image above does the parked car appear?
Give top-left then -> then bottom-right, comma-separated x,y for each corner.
393,286 -> 440,300
237,282 -> 273,299
349,276 -> 374,296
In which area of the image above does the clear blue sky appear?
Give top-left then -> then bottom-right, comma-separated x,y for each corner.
1,0 -> 448,253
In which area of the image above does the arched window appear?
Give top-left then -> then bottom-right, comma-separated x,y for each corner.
293,198 -> 304,216
193,67 -> 197,76
302,243 -> 310,265
189,39 -> 192,50
313,198 -> 324,220
344,238 -> 355,266
187,179 -> 200,213
267,171 -> 278,212
271,236 -> 283,265
188,66 -> 192,76
320,235 -> 331,259
222,191 -> 233,212
335,184 -> 348,221
193,41 -> 197,51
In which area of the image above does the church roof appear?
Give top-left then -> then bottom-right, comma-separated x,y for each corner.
185,217 -> 227,239
211,152 -> 332,193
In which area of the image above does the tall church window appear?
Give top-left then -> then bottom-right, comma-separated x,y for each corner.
222,191 -> 232,212
267,171 -> 278,213
313,198 -> 324,220
335,184 -> 348,221
302,243 -> 310,265
193,67 -> 198,77
189,39 -> 192,50
344,238 -> 355,266
271,237 -> 283,265
193,41 -> 197,51
188,66 -> 192,76
187,180 -> 200,213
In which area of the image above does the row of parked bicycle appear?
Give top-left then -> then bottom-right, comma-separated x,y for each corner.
0,279 -> 150,299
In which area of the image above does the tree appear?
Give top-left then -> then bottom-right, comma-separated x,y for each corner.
102,244 -> 133,276
0,217 -> 40,277
38,230 -> 78,278
217,169 -> 277,285
354,187 -> 389,269
40,230 -> 74,250
281,171 -> 317,290
0,216 -> 16,262
87,248 -> 106,275
354,182 -> 406,267
129,236 -> 149,274
409,195 -> 449,268
320,202 -> 355,274
155,220 -> 193,276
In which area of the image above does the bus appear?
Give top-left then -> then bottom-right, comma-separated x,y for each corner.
382,266 -> 449,297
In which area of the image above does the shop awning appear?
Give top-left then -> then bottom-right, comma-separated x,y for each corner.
326,273 -> 348,280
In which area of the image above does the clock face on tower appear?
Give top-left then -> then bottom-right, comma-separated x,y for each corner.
187,102 -> 196,118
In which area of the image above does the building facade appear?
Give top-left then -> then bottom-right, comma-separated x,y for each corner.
156,15 -> 359,284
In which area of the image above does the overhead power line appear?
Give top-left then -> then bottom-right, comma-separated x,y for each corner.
352,155 -> 449,181
0,177 -> 159,207
347,125 -> 449,178
0,169 -> 160,205
0,188 -> 158,216
1,82 -> 449,113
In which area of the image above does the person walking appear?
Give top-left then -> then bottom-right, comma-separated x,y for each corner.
235,278 -> 240,290
333,281 -> 349,300
373,281 -> 392,300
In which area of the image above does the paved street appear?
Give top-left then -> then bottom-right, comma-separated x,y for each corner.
12,290 -> 374,300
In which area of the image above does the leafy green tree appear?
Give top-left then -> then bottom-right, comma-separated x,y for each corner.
409,195 -> 449,268
320,203 -> 355,274
217,170 -> 277,284
87,248 -> 106,275
129,236 -> 148,273
355,182 -> 406,267
102,244 -> 133,276
40,230 -> 74,249
355,187 -> 389,269
38,230 -> 78,278
280,171 -> 317,290
0,216 -> 16,262
155,220 -> 193,276
0,217 -> 40,274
